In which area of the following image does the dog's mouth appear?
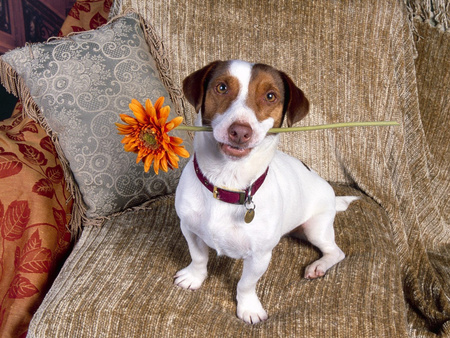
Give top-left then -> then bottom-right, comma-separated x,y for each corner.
220,143 -> 252,158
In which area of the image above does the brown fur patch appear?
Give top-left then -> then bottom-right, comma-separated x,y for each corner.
202,63 -> 240,125
247,64 -> 286,128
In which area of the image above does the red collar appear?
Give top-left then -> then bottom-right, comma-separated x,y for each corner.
193,154 -> 269,205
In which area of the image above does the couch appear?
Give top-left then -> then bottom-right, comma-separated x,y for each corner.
0,0 -> 448,336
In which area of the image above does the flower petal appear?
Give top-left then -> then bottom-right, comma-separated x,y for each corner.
153,156 -> 160,175
145,99 -> 157,120
159,106 -> 170,121
124,142 -> 139,153
136,147 -> 149,164
167,151 -> 180,167
116,125 -> 136,134
160,156 -> 169,173
173,146 -> 190,158
120,114 -> 139,126
158,117 -> 168,128
170,116 -> 184,129
129,99 -> 146,115
154,97 -> 165,113
120,135 -> 135,144
169,136 -> 184,145
144,154 -> 154,173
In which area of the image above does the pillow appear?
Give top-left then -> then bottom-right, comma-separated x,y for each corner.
0,13 -> 191,230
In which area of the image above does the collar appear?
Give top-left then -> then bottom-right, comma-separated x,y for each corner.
193,154 -> 269,205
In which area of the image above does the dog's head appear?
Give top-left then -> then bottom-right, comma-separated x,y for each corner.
183,60 -> 309,159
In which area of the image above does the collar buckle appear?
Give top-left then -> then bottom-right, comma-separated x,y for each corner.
213,186 -> 220,200
213,186 -> 246,204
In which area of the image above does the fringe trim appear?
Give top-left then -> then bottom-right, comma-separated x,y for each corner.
108,0 -> 123,20
82,194 -> 175,227
0,58 -> 87,239
404,0 -> 450,32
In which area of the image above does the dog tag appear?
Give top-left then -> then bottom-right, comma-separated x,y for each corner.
244,208 -> 255,223
244,195 -> 256,223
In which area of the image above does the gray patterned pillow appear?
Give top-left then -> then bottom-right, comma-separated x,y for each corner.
0,13 -> 190,225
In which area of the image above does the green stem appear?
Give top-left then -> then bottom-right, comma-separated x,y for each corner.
176,121 -> 400,133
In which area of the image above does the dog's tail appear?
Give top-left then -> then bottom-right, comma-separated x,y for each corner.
335,196 -> 360,212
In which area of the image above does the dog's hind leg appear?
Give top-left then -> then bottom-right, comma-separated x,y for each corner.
174,224 -> 209,290
299,211 -> 345,279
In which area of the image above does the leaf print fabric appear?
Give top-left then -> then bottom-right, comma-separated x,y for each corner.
0,105 -> 72,337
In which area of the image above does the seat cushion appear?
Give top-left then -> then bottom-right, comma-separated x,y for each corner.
28,185 -> 408,337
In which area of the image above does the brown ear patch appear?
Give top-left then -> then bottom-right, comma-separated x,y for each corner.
182,61 -> 222,112
279,72 -> 309,127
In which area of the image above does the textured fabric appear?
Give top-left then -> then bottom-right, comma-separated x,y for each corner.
0,13 -> 191,231
414,20 -> 450,223
407,20 -> 450,336
28,188 -> 408,337
0,105 -> 72,337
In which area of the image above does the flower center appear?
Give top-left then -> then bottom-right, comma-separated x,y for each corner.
141,130 -> 160,150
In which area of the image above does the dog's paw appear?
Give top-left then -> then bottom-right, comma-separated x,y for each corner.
304,262 -> 326,279
174,265 -> 207,290
304,250 -> 345,279
237,298 -> 268,324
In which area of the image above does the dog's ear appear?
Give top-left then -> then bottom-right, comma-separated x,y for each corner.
280,72 -> 309,127
183,61 -> 221,112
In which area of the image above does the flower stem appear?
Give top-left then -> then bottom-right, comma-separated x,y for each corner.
176,121 -> 400,133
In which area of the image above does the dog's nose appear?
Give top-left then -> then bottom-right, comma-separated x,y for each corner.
228,123 -> 253,145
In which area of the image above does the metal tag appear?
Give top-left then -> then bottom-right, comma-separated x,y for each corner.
244,194 -> 256,224
244,208 -> 255,223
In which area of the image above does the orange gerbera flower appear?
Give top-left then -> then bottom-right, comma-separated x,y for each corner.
115,97 -> 190,174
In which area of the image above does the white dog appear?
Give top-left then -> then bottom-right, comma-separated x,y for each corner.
174,60 -> 358,324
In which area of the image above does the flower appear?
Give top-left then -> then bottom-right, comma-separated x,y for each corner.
115,97 -> 190,174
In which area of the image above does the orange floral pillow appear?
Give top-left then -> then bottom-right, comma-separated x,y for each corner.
0,104 -> 72,337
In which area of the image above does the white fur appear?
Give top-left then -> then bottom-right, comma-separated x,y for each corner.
174,60 -> 358,324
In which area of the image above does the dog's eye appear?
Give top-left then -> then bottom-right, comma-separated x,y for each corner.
265,92 -> 277,102
215,83 -> 228,94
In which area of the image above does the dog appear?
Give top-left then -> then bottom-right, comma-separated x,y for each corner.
174,60 -> 358,324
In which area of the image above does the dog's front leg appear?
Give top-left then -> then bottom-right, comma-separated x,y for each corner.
236,252 -> 272,324
174,224 -> 209,290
